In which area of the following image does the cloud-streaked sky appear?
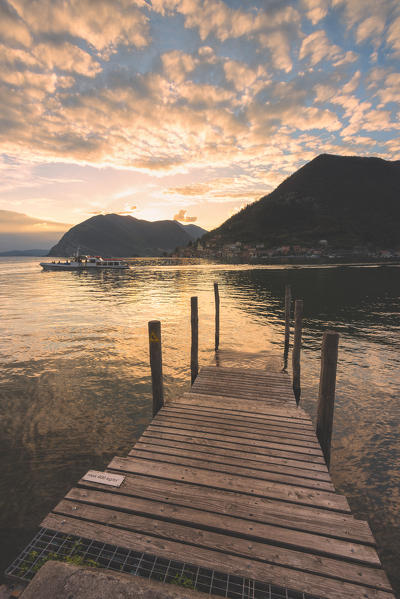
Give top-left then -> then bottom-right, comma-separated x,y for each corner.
0,0 -> 399,233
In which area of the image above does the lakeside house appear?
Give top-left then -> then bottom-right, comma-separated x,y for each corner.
173,240 -> 400,261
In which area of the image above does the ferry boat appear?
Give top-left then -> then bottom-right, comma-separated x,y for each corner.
40,254 -> 130,271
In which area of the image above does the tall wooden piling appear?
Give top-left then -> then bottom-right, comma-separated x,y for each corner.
191,296 -> 199,384
214,282 -> 220,352
292,299 -> 303,404
283,284 -> 291,370
316,330 -> 339,468
148,320 -> 164,417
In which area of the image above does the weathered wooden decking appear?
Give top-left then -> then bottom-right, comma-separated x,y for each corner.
41,351 -> 394,599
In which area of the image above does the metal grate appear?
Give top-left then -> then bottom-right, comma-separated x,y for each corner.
6,528 -> 323,599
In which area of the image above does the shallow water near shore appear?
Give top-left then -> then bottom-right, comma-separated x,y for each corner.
0,257 -> 399,595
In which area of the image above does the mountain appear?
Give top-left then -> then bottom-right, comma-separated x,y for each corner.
48,214 -> 207,257
176,222 -> 207,240
0,249 -> 49,256
203,154 -> 400,249
0,210 -> 70,251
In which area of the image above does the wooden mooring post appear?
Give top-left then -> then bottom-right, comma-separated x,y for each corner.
292,299 -> 303,404
191,296 -> 199,384
316,330 -> 339,468
148,320 -> 164,417
283,284 -> 291,369
214,282 -> 220,352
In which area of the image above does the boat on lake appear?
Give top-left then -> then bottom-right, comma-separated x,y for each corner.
40,254 -> 130,271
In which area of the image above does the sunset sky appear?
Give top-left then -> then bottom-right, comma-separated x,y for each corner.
0,0 -> 399,240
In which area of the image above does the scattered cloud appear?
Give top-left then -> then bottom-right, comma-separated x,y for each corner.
0,0 -> 398,232
34,42 -> 101,77
259,30 -> 293,73
162,50 -> 197,84
387,16 -> 400,55
9,0 -> 150,52
223,60 -> 267,91
0,0 -> 31,46
168,183 -> 210,196
0,209 -> 69,233
173,209 -> 197,223
355,16 -> 385,44
118,205 -> 137,215
299,30 -> 343,66
301,0 -> 329,25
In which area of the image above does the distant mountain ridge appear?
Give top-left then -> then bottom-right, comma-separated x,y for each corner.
0,249 -> 49,256
48,214 -> 207,257
203,154 -> 400,249
0,209 -> 70,252
176,222 -> 206,239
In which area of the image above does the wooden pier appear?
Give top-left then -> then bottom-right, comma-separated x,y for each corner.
40,348 -> 395,599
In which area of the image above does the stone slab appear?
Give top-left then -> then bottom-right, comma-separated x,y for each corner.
20,561 -> 218,599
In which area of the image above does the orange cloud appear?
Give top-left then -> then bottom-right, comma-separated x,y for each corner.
10,0 -> 150,51
173,209 -> 197,222
0,209 -> 69,233
34,42 -> 101,77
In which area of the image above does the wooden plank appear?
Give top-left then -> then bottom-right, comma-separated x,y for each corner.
131,441 -> 332,482
53,500 -> 387,588
173,405 -> 314,430
195,378 -> 291,389
146,423 -> 324,458
161,404 -> 315,431
196,378 -> 291,391
152,415 -> 321,449
63,488 -> 380,568
193,370 -> 291,391
201,367 -> 290,379
138,433 -> 329,473
159,406 -> 317,439
201,366 -> 292,378
192,380 -> 291,394
209,351 -> 282,371
65,486 -> 375,563
189,388 -> 291,403
211,355 -> 281,370
189,389 -> 291,402
173,394 -> 312,421
142,429 -> 326,465
181,392 -> 310,418
42,515 -> 393,599
129,447 -> 335,491
108,456 -> 350,512
191,382 -> 292,398
150,420 -> 320,452
159,407 -> 317,439
78,471 -> 375,544
194,374 -> 292,388
188,391 -> 290,405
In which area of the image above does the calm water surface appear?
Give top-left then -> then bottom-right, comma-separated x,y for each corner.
0,257 -> 399,594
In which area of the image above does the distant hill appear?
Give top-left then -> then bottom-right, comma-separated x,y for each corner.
0,249 -> 48,256
176,222 -> 206,240
203,154 -> 400,249
0,209 -> 70,252
48,214 -> 207,257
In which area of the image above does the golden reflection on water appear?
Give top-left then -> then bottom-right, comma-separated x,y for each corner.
0,257 -> 399,593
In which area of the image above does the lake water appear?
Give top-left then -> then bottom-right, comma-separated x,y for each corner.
0,257 -> 399,595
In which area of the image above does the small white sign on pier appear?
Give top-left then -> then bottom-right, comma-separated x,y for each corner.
82,470 -> 125,487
